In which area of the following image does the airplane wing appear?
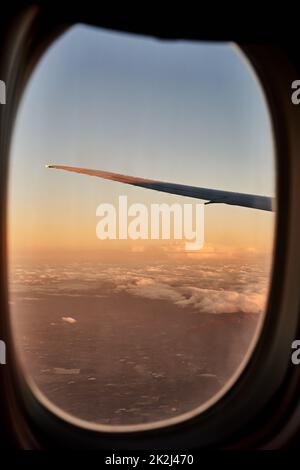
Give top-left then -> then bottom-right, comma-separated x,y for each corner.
46,164 -> 274,212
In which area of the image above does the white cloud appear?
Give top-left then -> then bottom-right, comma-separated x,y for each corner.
175,286 -> 266,314
62,316 -> 77,324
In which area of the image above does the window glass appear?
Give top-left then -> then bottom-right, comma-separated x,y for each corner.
8,25 -> 275,429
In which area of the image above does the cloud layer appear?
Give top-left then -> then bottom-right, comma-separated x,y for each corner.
10,260 -> 270,315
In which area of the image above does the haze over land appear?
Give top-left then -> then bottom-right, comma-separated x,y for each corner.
10,256 -> 268,424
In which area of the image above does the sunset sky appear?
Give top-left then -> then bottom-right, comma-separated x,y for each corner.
8,25 -> 275,262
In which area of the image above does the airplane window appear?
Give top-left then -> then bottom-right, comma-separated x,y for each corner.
7,25 -> 275,429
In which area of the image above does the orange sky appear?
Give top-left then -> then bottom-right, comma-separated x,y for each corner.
7,26 -> 275,265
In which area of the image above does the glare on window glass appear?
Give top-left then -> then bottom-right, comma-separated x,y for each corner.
8,25 -> 275,429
